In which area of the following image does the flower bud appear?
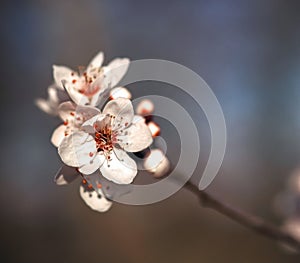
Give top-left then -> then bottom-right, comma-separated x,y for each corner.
147,121 -> 160,137
136,99 -> 154,116
143,149 -> 170,178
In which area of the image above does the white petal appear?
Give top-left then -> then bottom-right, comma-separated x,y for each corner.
88,74 -> 108,106
77,104 -> 101,120
82,172 -> 132,199
35,98 -> 55,115
58,131 -> 96,167
103,58 -> 130,88
58,102 -> 101,123
79,154 -> 105,175
87,52 -> 104,74
110,87 -> 132,100
58,101 -> 76,121
89,89 -> 105,107
53,65 -> 75,89
51,125 -> 66,147
47,86 -> 59,104
103,98 -> 134,128
79,185 -> 112,212
118,116 -> 153,152
64,83 -> 90,106
100,148 -> 137,184
81,114 -> 106,134
54,165 -> 80,185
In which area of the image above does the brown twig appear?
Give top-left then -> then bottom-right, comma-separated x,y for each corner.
184,181 -> 300,251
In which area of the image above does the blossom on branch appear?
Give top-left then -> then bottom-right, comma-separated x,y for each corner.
58,98 -> 153,184
53,52 -> 129,106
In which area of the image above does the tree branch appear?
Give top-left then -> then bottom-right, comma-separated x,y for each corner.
184,181 -> 300,251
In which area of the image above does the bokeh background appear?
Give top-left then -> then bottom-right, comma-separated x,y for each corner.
1,0 -> 300,262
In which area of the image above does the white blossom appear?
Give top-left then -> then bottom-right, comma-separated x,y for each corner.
51,101 -> 100,147
53,52 -> 129,106
58,98 -> 153,184
79,184 -> 112,212
54,165 -> 112,212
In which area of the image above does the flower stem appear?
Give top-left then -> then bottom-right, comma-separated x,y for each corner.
184,181 -> 300,251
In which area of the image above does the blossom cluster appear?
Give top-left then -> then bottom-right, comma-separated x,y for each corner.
36,52 -> 170,212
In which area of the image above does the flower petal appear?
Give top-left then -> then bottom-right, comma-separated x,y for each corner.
79,185 -> 112,212
58,131 -> 96,167
100,148 -> 137,184
53,65 -> 76,89
81,114 -> 106,134
78,154 -> 105,175
36,85 -> 69,116
48,86 -> 59,104
35,86 -> 60,115
88,74 -> 108,106
103,58 -> 130,88
54,165 -> 80,185
58,101 -> 76,121
64,83 -> 90,106
87,52 -> 104,74
35,98 -> 54,115
110,87 -> 132,100
77,104 -> 101,120
118,116 -> 153,152
51,125 -> 66,147
103,98 -> 134,128
58,101 -> 101,123
93,174 -> 133,200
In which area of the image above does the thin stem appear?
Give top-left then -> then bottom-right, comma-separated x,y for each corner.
184,181 -> 300,251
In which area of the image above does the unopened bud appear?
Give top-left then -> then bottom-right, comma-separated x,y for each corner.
143,149 -> 170,178
136,99 -> 154,116
147,121 -> 160,137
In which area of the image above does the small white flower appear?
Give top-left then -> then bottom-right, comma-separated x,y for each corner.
58,98 -> 153,184
79,184 -> 112,212
54,165 -> 112,212
53,52 -> 129,106
35,84 -> 69,116
51,101 -> 100,147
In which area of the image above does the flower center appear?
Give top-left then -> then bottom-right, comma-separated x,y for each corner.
94,116 -> 118,158
93,115 -> 128,165
71,70 -> 101,97
95,128 -> 115,153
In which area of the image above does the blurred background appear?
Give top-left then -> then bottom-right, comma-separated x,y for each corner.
1,0 -> 300,262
